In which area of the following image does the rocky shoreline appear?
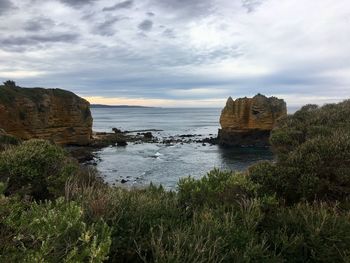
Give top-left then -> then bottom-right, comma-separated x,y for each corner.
67,128 -> 218,166
0,85 -> 284,169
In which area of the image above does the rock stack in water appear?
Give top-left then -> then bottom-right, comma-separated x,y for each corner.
0,84 -> 92,145
218,94 -> 287,146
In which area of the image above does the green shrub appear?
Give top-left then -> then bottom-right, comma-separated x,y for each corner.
146,199 -> 276,263
0,134 -> 20,146
66,178 -> 182,262
261,202 -> 350,262
249,161 -> 277,192
104,186 -> 180,262
0,182 -> 6,196
3,80 -> 16,88
1,165 -> 348,262
178,169 -> 260,211
250,100 -> 350,203
0,139 -> 78,200
0,197 -> 111,262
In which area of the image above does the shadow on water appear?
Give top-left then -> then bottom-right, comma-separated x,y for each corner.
218,145 -> 274,170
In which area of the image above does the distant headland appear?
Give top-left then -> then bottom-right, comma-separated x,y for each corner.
91,104 -> 155,108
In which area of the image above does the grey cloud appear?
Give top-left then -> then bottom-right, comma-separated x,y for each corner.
162,28 -> 175,38
60,0 -> 97,7
25,34 -> 78,43
103,0 -> 133,11
152,0 -> 213,19
0,33 -> 78,51
0,0 -> 14,15
146,12 -> 155,17
94,16 -> 122,36
138,19 -> 153,31
24,17 -> 55,32
241,0 -> 264,13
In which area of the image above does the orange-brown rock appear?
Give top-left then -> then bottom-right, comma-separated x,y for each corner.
0,85 -> 92,145
218,94 -> 287,146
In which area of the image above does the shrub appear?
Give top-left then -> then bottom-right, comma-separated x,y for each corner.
0,134 -> 20,146
271,100 -> 350,159
104,186 -> 181,262
261,202 -> 350,262
1,165 -> 349,262
67,179 -> 182,262
178,169 -> 260,211
3,80 -> 16,88
146,199 -> 275,263
250,100 -> 350,203
0,139 -> 78,200
0,134 -> 20,151
0,197 -> 111,262
249,161 -> 281,197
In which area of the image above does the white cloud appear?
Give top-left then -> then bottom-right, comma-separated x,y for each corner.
0,70 -> 46,78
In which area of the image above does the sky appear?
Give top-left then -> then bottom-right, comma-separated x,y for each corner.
0,0 -> 350,110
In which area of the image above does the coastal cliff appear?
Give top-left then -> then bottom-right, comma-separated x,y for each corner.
0,84 -> 92,145
218,94 -> 287,146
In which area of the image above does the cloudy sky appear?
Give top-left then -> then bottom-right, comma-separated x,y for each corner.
0,0 -> 349,109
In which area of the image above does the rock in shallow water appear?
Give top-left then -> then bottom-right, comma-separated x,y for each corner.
117,140 -> 128,147
218,94 -> 287,147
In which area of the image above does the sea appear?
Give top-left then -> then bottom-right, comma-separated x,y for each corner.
91,107 -> 273,190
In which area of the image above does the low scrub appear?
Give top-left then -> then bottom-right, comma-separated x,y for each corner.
178,169 -> 261,210
0,197 -> 111,262
1,165 -> 350,262
0,133 -> 20,151
250,100 -> 350,203
0,139 -> 78,200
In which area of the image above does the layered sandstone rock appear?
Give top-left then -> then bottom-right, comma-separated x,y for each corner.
218,94 -> 287,146
0,85 -> 92,145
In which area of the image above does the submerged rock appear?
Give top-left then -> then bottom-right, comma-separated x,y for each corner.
112,127 -> 123,133
142,132 -> 153,139
218,94 -> 287,146
117,140 -> 128,146
0,84 -> 92,145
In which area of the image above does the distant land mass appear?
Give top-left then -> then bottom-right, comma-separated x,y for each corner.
90,104 -> 154,108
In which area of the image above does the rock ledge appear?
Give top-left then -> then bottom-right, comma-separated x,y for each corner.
0,85 -> 92,145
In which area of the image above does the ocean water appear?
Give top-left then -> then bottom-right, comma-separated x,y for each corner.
91,107 -> 273,190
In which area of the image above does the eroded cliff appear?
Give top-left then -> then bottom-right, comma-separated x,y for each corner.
0,85 -> 92,145
218,94 -> 287,146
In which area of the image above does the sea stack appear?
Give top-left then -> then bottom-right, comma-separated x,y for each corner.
0,84 -> 93,145
218,94 -> 287,146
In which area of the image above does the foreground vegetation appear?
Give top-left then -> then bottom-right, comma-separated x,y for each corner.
1,100 -> 350,262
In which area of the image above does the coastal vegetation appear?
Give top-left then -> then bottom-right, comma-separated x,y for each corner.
1,99 -> 350,262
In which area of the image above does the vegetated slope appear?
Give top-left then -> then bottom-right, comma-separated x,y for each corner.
250,100 -> 350,203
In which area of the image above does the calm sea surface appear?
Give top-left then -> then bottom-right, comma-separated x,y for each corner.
91,107 -> 273,190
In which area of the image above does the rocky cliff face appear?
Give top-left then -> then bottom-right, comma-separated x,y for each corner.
218,94 -> 287,146
0,85 -> 92,145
